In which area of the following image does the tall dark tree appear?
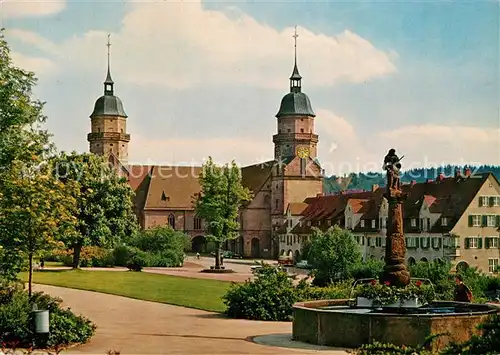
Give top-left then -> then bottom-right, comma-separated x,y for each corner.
50,152 -> 138,268
194,157 -> 252,269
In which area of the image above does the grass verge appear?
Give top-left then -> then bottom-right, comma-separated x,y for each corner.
20,269 -> 231,312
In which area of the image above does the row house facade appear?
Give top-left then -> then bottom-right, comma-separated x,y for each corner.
278,169 -> 500,274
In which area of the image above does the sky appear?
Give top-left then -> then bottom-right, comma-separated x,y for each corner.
1,0 -> 499,175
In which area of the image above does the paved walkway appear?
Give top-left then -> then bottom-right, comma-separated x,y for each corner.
35,285 -> 348,355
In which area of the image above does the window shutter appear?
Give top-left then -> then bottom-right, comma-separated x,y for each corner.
438,238 -> 442,248
427,237 -> 431,248
465,238 -> 470,249
478,237 -> 483,249
405,237 -> 409,246
496,215 -> 500,227
416,237 -> 420,248
479,197 -> 483,207
468,215 -> 473,227
489,197 -> 495,207
482,215 -> 488,227
485,237 -> 490,249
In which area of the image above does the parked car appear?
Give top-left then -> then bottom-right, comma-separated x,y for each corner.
295,260 -> 311,269
209,250 -> 243,259
278,256 -> 294,266
250,265 -> 263,274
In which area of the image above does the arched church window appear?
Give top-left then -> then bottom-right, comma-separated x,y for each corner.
168,214 -> 176,229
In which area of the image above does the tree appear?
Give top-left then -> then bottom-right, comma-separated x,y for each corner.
0,162 -> 77,296
0,29 -> 52,171
194,157 -> 252,269
50,152 -> 138,268
0,30 -> 72,290
307,226 -> 362,286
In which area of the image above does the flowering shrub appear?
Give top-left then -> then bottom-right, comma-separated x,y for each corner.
354,279 -> 435,306
58,246 -> 114,268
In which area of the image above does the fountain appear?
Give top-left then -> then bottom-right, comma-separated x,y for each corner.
292,149 -> 499,352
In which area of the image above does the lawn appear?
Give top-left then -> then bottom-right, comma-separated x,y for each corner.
20,270 -> 231,312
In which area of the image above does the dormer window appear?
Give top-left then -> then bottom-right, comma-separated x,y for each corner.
371,219 -> 376,228
411,218 -> 417,227
441,217 -> 448,226
360,220 -> 365,228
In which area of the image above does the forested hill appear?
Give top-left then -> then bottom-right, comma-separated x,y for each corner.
323,165 -> 500,193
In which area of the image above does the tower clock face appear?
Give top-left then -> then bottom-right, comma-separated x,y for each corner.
296,146 -> 309,159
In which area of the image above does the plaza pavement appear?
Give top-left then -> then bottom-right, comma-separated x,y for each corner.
34,285 -> 349,355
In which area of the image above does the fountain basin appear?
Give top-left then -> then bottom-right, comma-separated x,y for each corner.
292,299 -> 499,352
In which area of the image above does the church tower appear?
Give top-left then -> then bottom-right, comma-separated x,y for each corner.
271,26 -> 323,245
273,27 -> 318,161
88,35 -> 130,164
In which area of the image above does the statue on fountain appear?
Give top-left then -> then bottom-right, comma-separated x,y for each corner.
380,148 -> 410,287
383,149 -> 402,190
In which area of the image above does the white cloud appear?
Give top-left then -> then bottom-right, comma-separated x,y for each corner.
129,135 -> 272,167
1,0 -> 65,18
10,51 -> 56,75
314,110 -> 500,175
127,109 -> 499,176
6,0 -> 396,89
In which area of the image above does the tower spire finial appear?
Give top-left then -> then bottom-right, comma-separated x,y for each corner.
289,25 -> 302,93
104,34 -> 114,95
107,34 -> 111,71
293,25 -> 298,65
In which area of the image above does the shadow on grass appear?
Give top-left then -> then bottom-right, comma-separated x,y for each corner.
35,269 -> 73,273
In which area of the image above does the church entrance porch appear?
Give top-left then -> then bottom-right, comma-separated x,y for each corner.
191,235 -> 208,253
251,238 -> 260,258
224,236 -> 244,256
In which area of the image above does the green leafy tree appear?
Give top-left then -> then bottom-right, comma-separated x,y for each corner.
194,157 -> 252,269
50,152 -> 138,268
0,30 -> 75,291
307,226 -> 362,285
0,162 -> 77,296
0,29 -> 52,171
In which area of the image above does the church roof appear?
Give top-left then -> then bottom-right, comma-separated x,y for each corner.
126,160 -> 278,211
276,92 -> 315,118
90,95 -> 127,118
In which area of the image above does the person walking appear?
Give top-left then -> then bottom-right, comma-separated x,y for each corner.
454,274 -> 473,303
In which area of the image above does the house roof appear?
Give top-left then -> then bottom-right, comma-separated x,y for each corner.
286,172 -> 494,235
287,202 -> 308,215
347,198 -> 370,214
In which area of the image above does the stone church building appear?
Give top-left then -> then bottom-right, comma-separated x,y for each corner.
87,41 -> 324,258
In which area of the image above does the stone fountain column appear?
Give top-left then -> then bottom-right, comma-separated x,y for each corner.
380,149 -> 410,288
